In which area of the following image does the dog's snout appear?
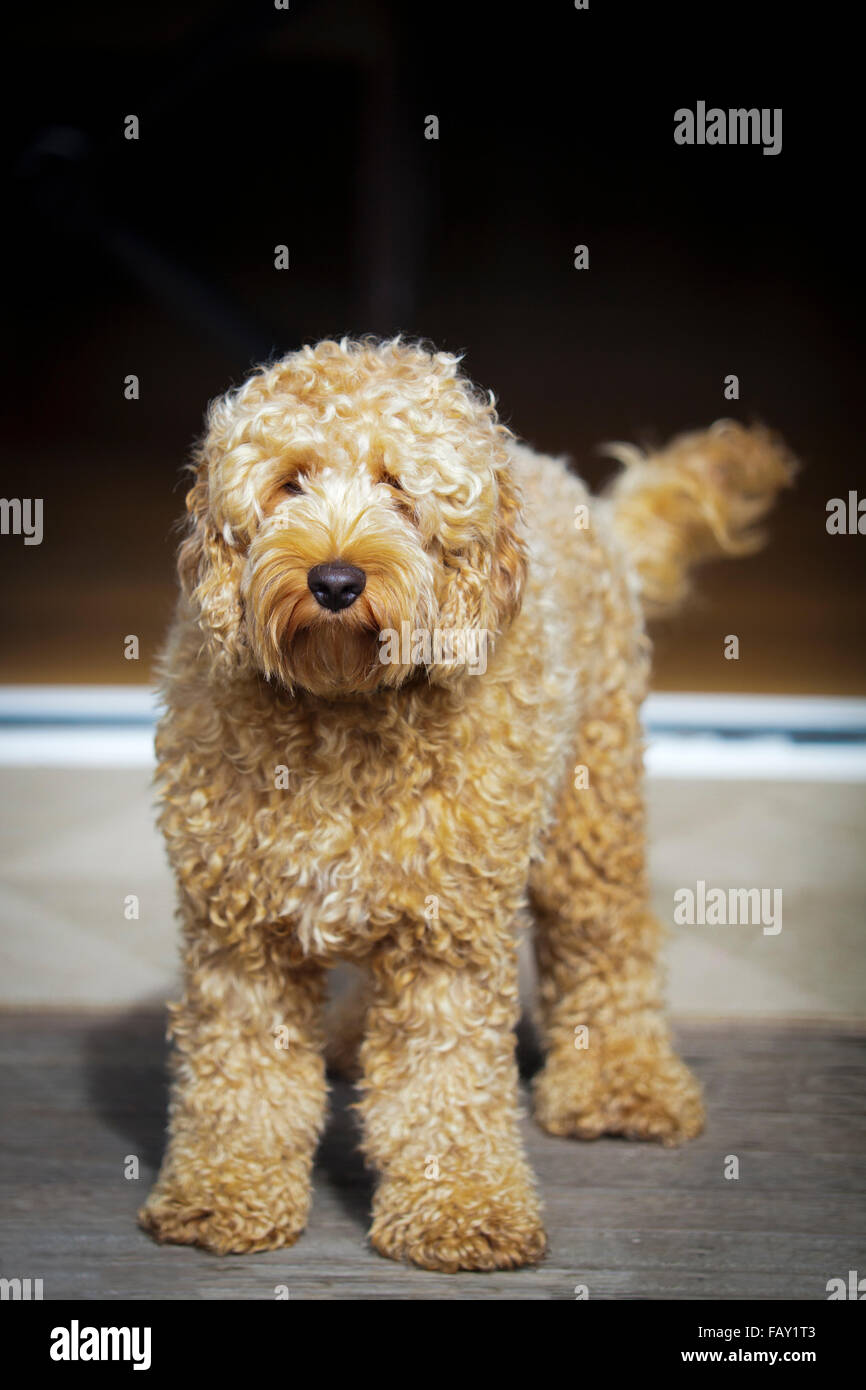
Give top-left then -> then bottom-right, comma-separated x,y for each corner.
307,563 -> 367,612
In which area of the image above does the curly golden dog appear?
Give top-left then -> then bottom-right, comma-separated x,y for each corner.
140,337 -> 794,1271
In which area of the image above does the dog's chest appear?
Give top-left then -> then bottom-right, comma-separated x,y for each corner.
239,724 -> 476,956
173,700 -> 535,958
160,658 -> 567,960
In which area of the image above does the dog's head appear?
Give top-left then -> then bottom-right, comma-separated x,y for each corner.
178,338 -> 527,697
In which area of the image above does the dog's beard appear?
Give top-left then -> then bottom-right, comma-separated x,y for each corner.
242,516 -> 436,697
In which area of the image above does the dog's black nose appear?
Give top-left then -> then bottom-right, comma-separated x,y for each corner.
307,563 -> 367,612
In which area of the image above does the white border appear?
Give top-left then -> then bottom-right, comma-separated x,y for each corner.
0,686 -> 159,721
0,688 -> 865,779
645,735 -> 866,781
645,692 -> 866,733
1,686 -> 864,731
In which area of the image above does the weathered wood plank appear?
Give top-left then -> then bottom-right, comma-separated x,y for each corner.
1,1013 -> 863,1299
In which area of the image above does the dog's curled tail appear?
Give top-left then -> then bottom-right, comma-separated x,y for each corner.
604,420 -> 797,617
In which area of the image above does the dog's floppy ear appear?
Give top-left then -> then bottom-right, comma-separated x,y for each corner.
177,471 -> 248,675
486,463 -> 528,632
431,463 -> 528,679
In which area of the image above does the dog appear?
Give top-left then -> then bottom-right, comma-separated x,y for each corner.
140,336 -> 794,1271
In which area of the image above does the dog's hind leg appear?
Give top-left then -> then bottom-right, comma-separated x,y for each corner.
528,685 -> 704,1147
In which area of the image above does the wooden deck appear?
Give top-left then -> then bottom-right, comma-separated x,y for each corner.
1,1012 -> 863,1300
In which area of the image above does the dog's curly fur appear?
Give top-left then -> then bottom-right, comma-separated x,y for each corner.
139,337 -> 795,1271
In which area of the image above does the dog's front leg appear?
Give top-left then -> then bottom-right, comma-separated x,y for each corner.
140,931 -> 327,1254
358,938 -> 546,1272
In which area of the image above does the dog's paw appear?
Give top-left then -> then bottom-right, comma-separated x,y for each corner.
369,1171 -> 547,1272
139,1176 -> 309,1255
533,1037 -> 705,1147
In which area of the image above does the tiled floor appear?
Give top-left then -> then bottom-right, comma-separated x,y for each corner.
1,767 -> 864,1016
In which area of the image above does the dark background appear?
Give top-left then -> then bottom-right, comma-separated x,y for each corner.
2,0 -> 862,690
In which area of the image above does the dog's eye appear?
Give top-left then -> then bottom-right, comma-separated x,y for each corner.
283,479 -> 304,495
